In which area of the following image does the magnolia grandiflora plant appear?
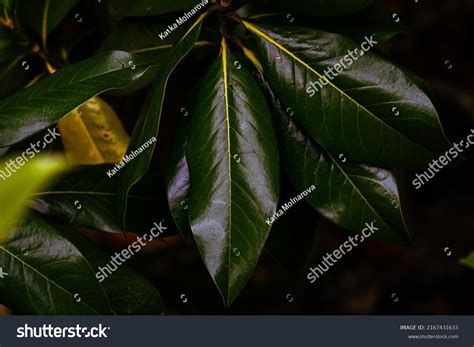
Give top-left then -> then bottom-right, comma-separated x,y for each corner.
0,0 -> 450,312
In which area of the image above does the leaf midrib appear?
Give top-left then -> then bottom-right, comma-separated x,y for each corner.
221,38 -> 232,300
243,21 -> 432,153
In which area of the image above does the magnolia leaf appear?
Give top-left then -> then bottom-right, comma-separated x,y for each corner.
58,225 -> 167,314
186,39 -> 279,306
99,17 -> 185,95
165,123 -> 193,243
268,87 -> 412,244
116,15 -> 205,227
246,22 -> 450,168
100,17 -> 178,61
0,212 -> 113,314
58,97 -> 130,165
0,50 -> 157,148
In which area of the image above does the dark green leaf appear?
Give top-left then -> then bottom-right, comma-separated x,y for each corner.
100,17 -> 177,61
264,0 -> 374,17
31,165 -> 167,234
246,22 -> 450,168
99,17 -> 187,95
165,120 -> 193,243
186,39 -> 279,306
164,75 -> 210,243
0,50 -> 157,148
59,226 -> 167,314
0,212 -> 113,314
269,87 -> 412,244
116,15 -> 204,227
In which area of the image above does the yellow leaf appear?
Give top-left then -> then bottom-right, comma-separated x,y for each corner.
58,97 -> 130,165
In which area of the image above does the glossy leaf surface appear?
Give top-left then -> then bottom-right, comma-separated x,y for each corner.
186,39 -> 279,306
116,16 -> 204,227
165,119 -> 193,242
270,89 -> 412,244
246,22 -> 450,168
0,213 -> 112,314
0,51 -> 157,148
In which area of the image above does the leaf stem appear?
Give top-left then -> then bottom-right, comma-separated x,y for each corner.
229,36 -> 263,72
31,43 -> 57,73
